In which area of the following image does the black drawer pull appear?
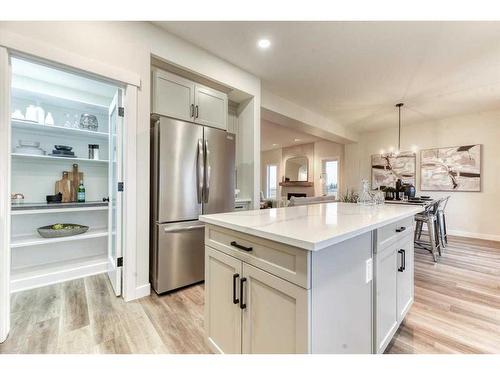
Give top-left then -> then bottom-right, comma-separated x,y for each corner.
398,249 -> 406,272
239,277 -> 247,309
232,273 -> 239,304
395,226 -> 406,233
230,241 -> 253,252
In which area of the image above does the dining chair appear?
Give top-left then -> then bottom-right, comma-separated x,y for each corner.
414,199 -> 441,262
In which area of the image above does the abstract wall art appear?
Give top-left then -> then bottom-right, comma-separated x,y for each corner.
420,144 -> 481,192
371,152 -> 416,189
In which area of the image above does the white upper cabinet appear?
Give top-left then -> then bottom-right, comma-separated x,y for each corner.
194,84 -> 228,130
152,68 -> 195,122
152,68 -> 228,130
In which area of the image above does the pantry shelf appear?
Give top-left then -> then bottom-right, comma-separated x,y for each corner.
11,227 -> 108,248
11,201 -> 109,215
11,153 -> 109,164
11,118 -> 109,139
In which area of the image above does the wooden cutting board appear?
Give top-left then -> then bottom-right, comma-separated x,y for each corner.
55,171 -> 72,203
68,163 -> 83,202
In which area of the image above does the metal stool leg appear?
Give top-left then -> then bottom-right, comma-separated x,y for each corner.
442,213 -> 448,245
427,217 -> 438,262
435,219 -> 442,256
414,221 -> 423,242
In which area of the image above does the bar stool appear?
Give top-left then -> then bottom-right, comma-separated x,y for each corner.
414,200 -> 441,262
436,196 -> 450,251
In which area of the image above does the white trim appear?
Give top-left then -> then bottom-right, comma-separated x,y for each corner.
447,230 -> 500,242
10,256 -> 108,294
122,84 -> 140,302
0,47 -> 11,343
0,30 -> 141,88
131,283 -> 151,301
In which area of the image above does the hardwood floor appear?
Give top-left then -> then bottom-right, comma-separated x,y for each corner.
1,235 -> 499,354
386,236 -> 500,354
0,276 -> 211,354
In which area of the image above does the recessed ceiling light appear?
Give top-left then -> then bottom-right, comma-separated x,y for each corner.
272,143 -> 278,147
294,138 -> 301,142
257,39 -> 271,49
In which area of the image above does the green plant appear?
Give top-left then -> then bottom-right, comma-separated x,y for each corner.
340,189 -> 359,203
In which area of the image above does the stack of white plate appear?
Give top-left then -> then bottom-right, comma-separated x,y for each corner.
13,140 -> 46,156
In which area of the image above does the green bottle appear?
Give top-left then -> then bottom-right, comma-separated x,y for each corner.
77,180 -> 86,202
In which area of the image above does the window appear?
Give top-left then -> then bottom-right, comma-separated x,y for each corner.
266,164 -> 278,199
322,160 -> 339,197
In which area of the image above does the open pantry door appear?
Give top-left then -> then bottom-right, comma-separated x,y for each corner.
0,47 -> 11,343
107,89 -> 124,296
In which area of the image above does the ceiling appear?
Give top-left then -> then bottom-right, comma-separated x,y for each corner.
156,21 -> 500,132
261,119 -> 322,151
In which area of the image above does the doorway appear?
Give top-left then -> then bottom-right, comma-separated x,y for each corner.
1,50 -> 129,343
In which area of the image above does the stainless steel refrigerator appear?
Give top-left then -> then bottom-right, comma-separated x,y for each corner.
150,115 -> 235,294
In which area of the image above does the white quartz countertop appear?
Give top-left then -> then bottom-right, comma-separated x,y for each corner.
200,202 -> 422,251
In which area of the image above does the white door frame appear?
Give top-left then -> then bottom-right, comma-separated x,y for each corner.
0,44 -> 140,342
0,46 -> 11,343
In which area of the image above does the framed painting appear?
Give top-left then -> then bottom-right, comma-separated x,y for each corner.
420,144 -> 481,192
371,152 -> 416,189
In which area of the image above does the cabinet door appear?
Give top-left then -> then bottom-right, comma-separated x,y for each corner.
375,244 -> 398,353
205,247 -> 242,354
397,235 -> 414,322
194,84 -> 228,130
152,68 -> 195,121
241,263 -> 309,354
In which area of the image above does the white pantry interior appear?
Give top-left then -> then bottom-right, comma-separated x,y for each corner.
8,56 -> 124,295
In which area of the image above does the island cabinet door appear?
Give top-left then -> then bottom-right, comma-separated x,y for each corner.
396,235 -> 414,322
375,244 -> 399,354
240,263 -> 309,354
205,247 -> 243,354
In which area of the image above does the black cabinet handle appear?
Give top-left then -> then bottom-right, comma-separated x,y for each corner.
239,277 -> 247,309
232,273 -> 240,304
230,241 -> 253,252
190,104 -> 194,118
195,105 -> 199,118
398,249 -> 406,272
395,226 -> 406,233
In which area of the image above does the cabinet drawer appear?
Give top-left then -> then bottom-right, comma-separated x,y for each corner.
205,225 -> 310,289
376,216 -> 414,252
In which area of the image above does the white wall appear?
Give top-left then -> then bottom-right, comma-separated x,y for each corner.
345,109 -> 500,241
0,21 -> 261,298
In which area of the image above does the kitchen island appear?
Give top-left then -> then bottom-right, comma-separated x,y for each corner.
200,202 -> 421,354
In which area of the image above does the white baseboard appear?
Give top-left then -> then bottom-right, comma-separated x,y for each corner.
447,230 -> 500,242
132,283 -> 151,300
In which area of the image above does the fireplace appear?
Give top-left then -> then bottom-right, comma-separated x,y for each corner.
287,193 -> 307,200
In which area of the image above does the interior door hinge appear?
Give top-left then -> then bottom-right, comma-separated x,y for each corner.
117,257 -> 123,267
118,107 -> 124,117
118,182 -> 124,192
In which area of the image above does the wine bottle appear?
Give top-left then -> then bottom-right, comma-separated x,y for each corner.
77,180 -> 86,203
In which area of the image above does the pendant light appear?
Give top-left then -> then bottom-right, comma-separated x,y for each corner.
395,102 -> 404,154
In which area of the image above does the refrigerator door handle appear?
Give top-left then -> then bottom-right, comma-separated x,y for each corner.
204,139 -> 210,203
197,139 -> 204,204
163,224 -> 205,233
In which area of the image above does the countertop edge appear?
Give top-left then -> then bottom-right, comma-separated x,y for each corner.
200,206 -> 421,251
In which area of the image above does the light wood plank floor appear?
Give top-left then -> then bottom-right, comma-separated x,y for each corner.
1,235 -> 499,354
386,236 -> 500,354
0,276 -> 211,354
